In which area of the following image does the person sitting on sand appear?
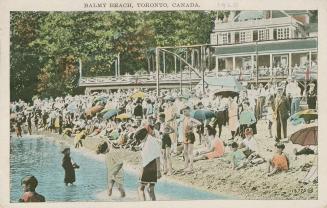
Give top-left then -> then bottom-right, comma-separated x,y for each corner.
293,145 -> 316,160
267,143 -> 289,176
61,148 -> 79,186
194,125 -> 224,162
96,141 -> 126,198
239,128 -> 264,165
299,155 -> 317,184
230,142 -> 247,170
19,175 -> 45,202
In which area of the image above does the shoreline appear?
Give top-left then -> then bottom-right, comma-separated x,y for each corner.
16,123 -> 318,200
28,131 -> 234,199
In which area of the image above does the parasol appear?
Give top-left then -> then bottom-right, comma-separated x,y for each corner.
290,125 -> 318,146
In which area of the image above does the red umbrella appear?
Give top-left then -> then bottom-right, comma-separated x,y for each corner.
290,126 -> 318,146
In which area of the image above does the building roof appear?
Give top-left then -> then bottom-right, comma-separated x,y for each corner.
284,10 -> 309,15
237,11 -> 265,21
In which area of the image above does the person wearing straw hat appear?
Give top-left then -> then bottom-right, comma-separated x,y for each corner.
19,175 -> 45,202
272,86 -> 290,142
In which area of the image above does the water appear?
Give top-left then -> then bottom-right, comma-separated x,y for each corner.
10,136 -> 230,202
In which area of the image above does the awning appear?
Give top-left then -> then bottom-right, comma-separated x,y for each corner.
214,38 -> 317,56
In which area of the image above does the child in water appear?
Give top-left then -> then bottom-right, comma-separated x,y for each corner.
61,148 -> 79,186
19,175 -> 45,202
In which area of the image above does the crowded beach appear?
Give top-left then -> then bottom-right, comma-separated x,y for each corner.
10,77 -> 318,201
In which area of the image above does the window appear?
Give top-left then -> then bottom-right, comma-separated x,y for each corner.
284,28 -> 290,39
259,30 -> 264,41
221,32 -> 231,44
277,28 -> 284,39
253,30 -> 258,41
273,29 -> 277,40
276,27 -> 290,40
265,29 -> 270,40
258,29 -> 270,41
240,31 -> 246,42
235,32 -> 240,43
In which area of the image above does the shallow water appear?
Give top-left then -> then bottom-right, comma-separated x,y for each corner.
10,136 -> 230,202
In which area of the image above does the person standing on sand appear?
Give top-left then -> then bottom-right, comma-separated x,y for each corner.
180,106 -> 202,172
96,141 -> 126,198
272,87 -> 290,142
61,148 -> 79,186
19,175 -> 45,202
306,83 -> 317,110
239,102 -> 256,138
135,126 -> 161,201
164,98 -> 178,155
228,96 -> 239,140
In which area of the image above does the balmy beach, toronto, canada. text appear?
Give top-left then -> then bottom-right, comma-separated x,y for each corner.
84,2 -> 201,8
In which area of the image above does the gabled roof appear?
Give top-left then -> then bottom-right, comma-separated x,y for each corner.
306,23 -> 318,33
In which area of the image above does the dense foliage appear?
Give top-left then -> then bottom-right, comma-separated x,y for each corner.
10,11 -> 219,101
10,11 -> 317,101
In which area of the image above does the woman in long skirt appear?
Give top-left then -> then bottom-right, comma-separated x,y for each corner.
96,141 -> 126,197
61,148 -> 79,186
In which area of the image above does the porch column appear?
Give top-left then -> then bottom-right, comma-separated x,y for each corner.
288,52 -> 292,75
309,51 -> 312,68
191,49 -> 195,67
232,56 -> 236,71
163,51 -> 166,76
174,55 -> 177,74
269,54 -> 273,68
251,55 -> 254,79
215,56 -> 219,71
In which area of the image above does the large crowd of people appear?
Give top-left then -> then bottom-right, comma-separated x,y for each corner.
11,77 -> 317,202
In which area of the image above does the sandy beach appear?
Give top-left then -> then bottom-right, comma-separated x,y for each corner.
25,119 -> 317,200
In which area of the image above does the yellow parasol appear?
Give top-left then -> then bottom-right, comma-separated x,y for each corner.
116,113 -> 131,120
130,91 -> 145,99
